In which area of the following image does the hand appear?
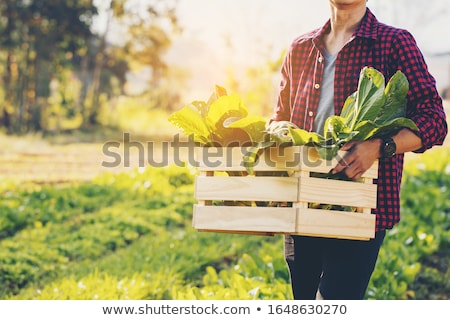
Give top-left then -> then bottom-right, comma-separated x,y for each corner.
332,139 -> 381,180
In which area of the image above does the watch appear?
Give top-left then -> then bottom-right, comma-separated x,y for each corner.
380,137 -> 396,158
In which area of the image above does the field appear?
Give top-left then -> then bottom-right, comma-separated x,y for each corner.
0,119 -> 449,299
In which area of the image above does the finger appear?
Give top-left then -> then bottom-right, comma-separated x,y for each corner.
343,162 -> 358,178
332,162 -> 346,174
354,172 -> 363,180
340,157 -> 350,167
340,141 -> 357,151
333,156 -> 352,174
345,165 -> 364,180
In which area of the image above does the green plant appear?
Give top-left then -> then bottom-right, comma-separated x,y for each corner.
367,147 -> 450,299
244,67 -> 418,173
168,85 -> 267,146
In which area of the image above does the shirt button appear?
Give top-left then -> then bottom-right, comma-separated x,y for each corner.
318,56 -> 323,63
314,83 -> 320,89
308,111 -> 314,117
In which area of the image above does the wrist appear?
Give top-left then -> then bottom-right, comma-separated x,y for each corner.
373,138 -> 383,159
379,136 -> 397,158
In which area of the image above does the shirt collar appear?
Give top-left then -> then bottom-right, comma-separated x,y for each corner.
311,8 -> 379,44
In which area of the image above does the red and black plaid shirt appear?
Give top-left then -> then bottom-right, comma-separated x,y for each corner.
272,8 -> 448,231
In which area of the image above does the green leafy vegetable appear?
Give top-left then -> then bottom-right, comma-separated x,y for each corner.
168,85 -> 267,146
168,67 -> 419,175
268,67 -> 418,164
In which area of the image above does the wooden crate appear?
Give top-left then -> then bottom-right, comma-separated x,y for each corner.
193,146 -> 377,240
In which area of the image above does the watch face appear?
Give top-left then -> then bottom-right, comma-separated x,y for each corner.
384,140 -> 396,157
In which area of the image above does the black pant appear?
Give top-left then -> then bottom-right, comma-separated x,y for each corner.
284,231 -> 386,300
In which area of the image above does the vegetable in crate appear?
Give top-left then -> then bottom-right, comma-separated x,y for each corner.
168,85 -> 267,147
168,85 -> 268,207
244,67 -> 419,174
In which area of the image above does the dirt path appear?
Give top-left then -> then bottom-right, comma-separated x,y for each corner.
0,134 -> 191,184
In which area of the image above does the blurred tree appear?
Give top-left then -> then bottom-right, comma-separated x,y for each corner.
0,0 -> 96,133
0,0 -> 97,133
109,0 -> 181,114
110,0 -> 179,85
0,0 -> 180,133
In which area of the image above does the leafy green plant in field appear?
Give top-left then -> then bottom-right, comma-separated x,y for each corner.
409,243 -> 450,300
2,162 -> 287,300
0,182 -> 124,239
0,205 -> 159,296
8,223 -> 287,300
0,165 -> 196,298
15,270 -> 183,300
0,165 -> 195,239
367,147 -> 450,299
173,242 -> 291,300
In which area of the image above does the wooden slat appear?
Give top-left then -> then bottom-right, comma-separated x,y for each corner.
195,176 -> 299,202
197,171 -> 214,206
195,147 -> 246,171
193,205 -> 297,233
192,205 -> 375,240
194,146 -> 299,172
196,229 -> 275,236
295,207 -> 376,240
301,147 -> 379,179
298,176 -> 377,209
195,146 -> 378,178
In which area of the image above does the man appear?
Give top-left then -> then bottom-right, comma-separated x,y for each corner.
271,0 -> 447,299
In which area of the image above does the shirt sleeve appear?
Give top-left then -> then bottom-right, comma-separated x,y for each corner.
391,29 -> 448,152
271,46 -> 293,123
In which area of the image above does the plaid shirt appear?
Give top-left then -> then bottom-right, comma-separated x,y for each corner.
272,8 -> 448,231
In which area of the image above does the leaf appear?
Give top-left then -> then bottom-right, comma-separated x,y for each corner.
214,84 -> 228,98
206,84 -> 228,107
323,116 -> 351,140
335,131 -> 359,145
288,127 -> 324,146
265,121 -> 298,145
353,67 -> 386,127
313,143 -> 340,160
369,118 -> 418,140
340,92 -> 357,125
242,141 -> 275,174
226,115 -> 268,143
375,70 -> 409,125
206,94 -> 248,134
167,106 -> 210,144
385,70 -> 409,102
191,100 -> 208,118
